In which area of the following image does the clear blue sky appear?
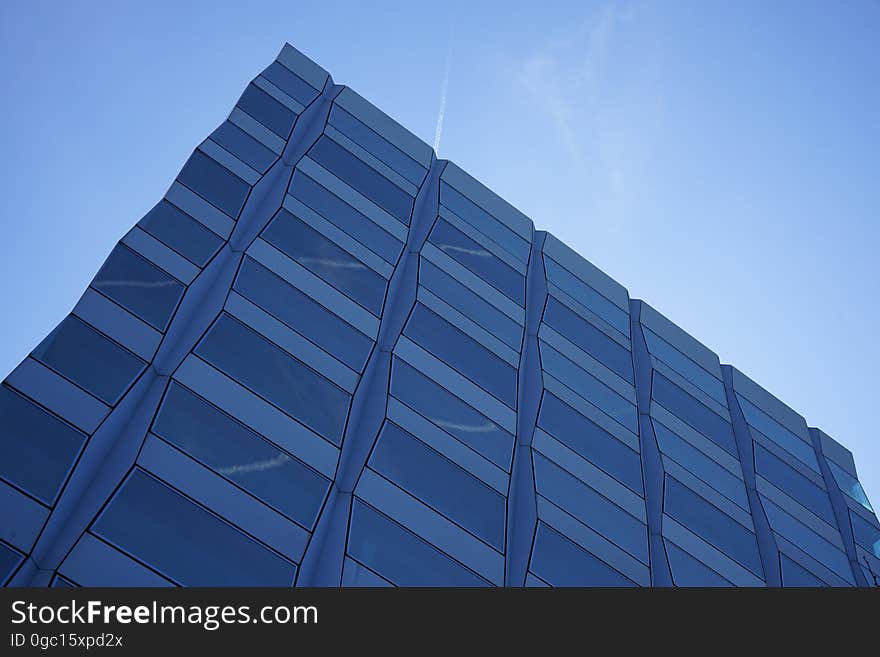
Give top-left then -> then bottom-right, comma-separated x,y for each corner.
1,1 -> 878,504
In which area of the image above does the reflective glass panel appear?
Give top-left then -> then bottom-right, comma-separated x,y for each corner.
195,314 -> 350,445
370,422 -> 505,550
389,358 -> 514,470
263,209 -> 387,316
0,386 -> 85,505
153,383 -> 331,529
94,469 -> 296,586
404,303 -> 517,408
32,316 -> 147,405
92,244 -> 185,331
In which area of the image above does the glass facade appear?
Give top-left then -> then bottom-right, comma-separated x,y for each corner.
1,44 -> 877,588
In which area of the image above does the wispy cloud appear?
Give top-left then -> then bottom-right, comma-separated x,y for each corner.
517,2 -> 661,217
519,4 -> 620,175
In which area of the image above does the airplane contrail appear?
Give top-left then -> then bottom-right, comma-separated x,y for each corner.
433,34 -> 454,153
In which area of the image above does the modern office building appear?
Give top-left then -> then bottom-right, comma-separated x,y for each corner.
1,44 -> 877,588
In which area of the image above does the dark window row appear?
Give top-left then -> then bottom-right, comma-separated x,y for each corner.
642,327 -> 725,404
153,383 -> 331,530
328,105 -> 426,186
178,150 -> 251,219
138,200 -> 224,268
369,422 -> 505,551
403,303 -> 517,408
780,554 -> 828,587
542,257 -> 630,336
32,315 -> 147,406
234,257 -> 374,373
237,83 -> 297,139
439,182 -> 529,262
262,208 -> 387,316
540,343 -> 638,434
543,296 -> 634,384
534,453 -> 647,561
736,394 -> 819,471
309,136 -> 413,224
652,372 -> 736,456
418,258 -> 523,351
289,170 -> 403,265
0,541 -> 24,586
663,475 -> 763,576
653,420 -> 748,509
260,61 -> 320,107
850,511 -> 880,559
93,469 -> 297,586
428,218 -> 524,306
754,443 -> 835,525
389,358 -> 514,471
537,391 -> 643,496
0,385 -> 86,506
195,314 -> 351,445
347,499 -> 491,586
92,244 -> 185,331
665,539 -> 732,586
530,522 -> 635,587
210,121 -> 277,174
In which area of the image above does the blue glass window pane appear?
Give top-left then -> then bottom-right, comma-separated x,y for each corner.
544,297 -> 633,383
32,316 -> 147,405
534,453 -> 647,561
419,259 -> 523,350
530,523 -> 634,587
153,383 -> 331,529
348,499 -> 490,586
195,314 -> 350,445
761,499 -> 851,578
329,106 -> 426,186
138,200 -> 223,267
828,460 -> 874,513
237,84 -> 296,138
664,476 -> 763,575
429,219 -> 525,305
537,391 -> 642,495
235,257 -> 373,372
540,343 -> 638,434
370,422 -> 505,550
404,303 -> 517,408
290,171 -> 402,264
543,258 -> 629,335
0,542 -> 23,585
439,182 -> 530,261
92,245 -> 185,331
652,373 -> 736,456
850,512 -> 880,559
93,469 -> 296,586
653,421 -> 748,509
780,554 -> 828,586
263,208 -> 387,316
178,150 -> 250,218
665,540 -> 733,586
309,136 -> 413,223
736,394 -> 819,471
0,386 -> 86,505
210,122 -> 277,173
389,358 -> 514,470
754,444 -> 835,525
51,575 -> 77,588
260,61 -> 319,106
642,327 -> 726,404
